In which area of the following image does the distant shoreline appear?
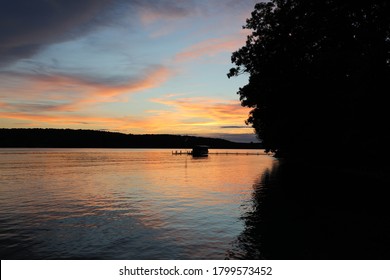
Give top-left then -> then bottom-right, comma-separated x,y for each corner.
0,128 -> 263,149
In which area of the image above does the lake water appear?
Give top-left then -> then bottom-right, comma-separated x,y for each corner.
0,148 -> 276,259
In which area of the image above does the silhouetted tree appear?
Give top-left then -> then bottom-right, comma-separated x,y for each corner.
228,0 -> 390,160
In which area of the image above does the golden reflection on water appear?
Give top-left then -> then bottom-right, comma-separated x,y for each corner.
0,148 -> 275,259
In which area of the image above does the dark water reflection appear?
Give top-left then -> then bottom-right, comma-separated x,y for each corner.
229,160 -> 390,259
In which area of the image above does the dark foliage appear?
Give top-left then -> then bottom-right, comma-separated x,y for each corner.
228,0 -> 390,161
0,128 -> 261,149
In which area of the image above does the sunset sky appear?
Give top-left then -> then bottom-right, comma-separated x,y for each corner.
0,0 -> 260,142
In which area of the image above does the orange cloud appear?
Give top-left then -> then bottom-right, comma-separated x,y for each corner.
0,65 -> 172,114
0,69 -> 250,136
151,96 -> 249,120
0,95 -> 252,137
0,110 -> 159,133
0,112 -> 118,125
175,32 -> 249,62
93,66 -> 171,97
28,65 -> 170,97
0,65 -> 175,133
147,96 -> 252,134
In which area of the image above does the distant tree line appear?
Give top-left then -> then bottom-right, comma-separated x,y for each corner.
229,0 -> 390,162
0,128 -> 262,149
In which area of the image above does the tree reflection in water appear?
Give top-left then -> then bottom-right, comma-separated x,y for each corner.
227,160 -> 390,259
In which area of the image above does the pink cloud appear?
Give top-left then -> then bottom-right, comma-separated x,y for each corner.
0,65 -> 175,133
0,95 -> 252,135
0,65 -> 172,114
175,31 -> 250,62
0,111 -> 154,131
147,96 -> 252,134
138,2 -> 192,25
93,66 -> 171,97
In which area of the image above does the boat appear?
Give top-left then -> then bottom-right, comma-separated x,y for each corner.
191,145 -> 209,157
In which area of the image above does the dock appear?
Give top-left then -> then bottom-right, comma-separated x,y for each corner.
172,150 -> 267,156
172,150 -> 192,155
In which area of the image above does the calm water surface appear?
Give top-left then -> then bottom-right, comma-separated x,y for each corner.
0,148 -> 275,259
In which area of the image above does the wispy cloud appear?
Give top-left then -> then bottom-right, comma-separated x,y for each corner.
0,0 -> 258,141
138,1 -> 193,25
1,91 -> 253,137
0,64 -> 172,114
0,0 -> 115,66
0,0 -> 198,66
0,0 -> 257,66
147,96 -> 252,134
151,96 -> 250,120
0,110 -> 156,131
0,61 -> 175,133
175,32 -> 249,62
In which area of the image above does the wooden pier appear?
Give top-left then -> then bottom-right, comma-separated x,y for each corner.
171,150 -> 191,155
172,150 -> 267,156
